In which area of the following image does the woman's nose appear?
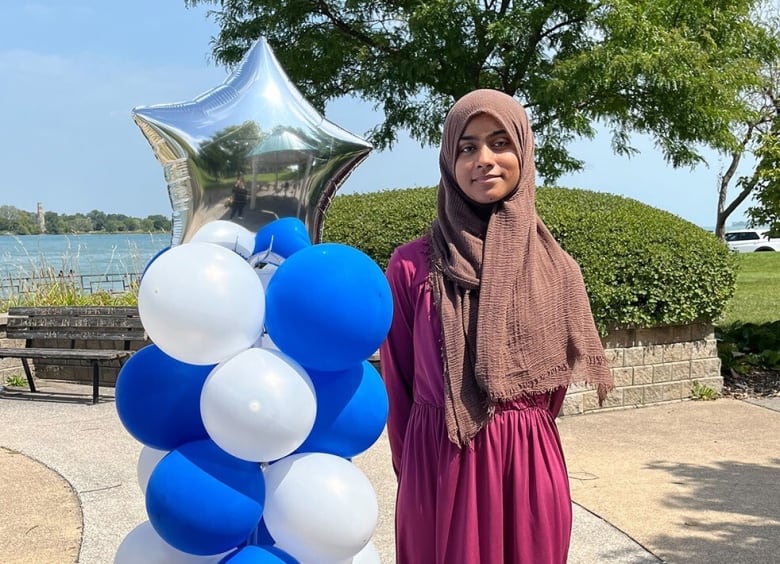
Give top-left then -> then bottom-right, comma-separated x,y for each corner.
475,145 -> 495,167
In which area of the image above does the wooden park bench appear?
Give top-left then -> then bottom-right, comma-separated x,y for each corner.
0,306 -> 147,404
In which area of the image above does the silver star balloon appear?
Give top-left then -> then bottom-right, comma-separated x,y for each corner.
132,38 -> 372,245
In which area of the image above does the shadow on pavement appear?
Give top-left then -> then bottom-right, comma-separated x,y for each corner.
645,458 -> 780,562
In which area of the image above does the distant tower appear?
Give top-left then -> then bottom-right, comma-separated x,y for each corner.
37,202 -> 46,233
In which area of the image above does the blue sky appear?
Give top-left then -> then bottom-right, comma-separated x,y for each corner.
1,1 -> 757,229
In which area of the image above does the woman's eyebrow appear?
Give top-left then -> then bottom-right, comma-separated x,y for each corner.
459,129 -> 508,141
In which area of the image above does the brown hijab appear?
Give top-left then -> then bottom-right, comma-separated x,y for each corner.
429,89 -> 613,447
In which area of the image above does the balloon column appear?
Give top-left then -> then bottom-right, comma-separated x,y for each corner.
115,217 -> 393,563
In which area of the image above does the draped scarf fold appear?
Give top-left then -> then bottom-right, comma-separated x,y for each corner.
429,89 -> 613,447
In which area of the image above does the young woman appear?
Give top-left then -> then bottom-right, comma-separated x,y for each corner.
380,89 -> 614,564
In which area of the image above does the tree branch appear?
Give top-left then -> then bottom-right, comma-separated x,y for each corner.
312,0 -> 383,51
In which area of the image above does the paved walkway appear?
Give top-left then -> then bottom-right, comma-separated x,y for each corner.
1,380 -> 777,563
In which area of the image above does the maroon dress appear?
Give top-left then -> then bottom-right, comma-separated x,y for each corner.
380,238 -> 572,564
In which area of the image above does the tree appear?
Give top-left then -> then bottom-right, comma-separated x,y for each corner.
714,4 -> 780,238
44,211 -> 65,234
186,0 -> 776,180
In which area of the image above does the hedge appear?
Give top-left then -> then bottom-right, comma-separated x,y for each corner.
322,186 -> 738,334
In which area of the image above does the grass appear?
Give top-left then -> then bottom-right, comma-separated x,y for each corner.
719,252 -> 780,325
716,252 -> 780,387
0,273 -> 138,313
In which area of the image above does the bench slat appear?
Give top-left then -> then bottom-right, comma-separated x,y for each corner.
0,348 -> 133,360
8,306 -> 140,316
8,317 -> 143,329
7,330 -> 145,341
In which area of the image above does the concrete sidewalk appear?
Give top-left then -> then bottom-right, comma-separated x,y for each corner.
1,380 -> 775,563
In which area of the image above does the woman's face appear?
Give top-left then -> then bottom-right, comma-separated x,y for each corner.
454,114 -> 520,205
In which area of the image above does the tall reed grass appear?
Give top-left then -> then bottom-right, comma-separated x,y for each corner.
0,236 -> 146,312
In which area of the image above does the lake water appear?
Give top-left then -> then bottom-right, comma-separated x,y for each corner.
0,233 -> 171,294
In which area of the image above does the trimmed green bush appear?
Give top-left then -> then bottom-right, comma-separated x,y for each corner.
323,186 -> 738,334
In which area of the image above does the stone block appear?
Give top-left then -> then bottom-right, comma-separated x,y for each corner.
645,382 -> 684,403
652,363 -> 673,383
663,342 -> 690,363
690,358 -> 721,380
669,361 -> 692,381
583,388 -> 622,411
561,394 -> 584,416
632,365 -> 654,385
622,386 -> 644,406
604,348 -> 624,368
582,391 -> 600,412
612,367 -> 634,387
654,361 -> 692,382
623,347 -> 644,367
691,339 -> 718,360
644,345 -> 664,365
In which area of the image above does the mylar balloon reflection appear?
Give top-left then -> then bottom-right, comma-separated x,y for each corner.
132,37 -> 372,246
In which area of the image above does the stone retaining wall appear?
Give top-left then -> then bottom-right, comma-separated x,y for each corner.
1,313 -> 721,412
561,323 -> 722,416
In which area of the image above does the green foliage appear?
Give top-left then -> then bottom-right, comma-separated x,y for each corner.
717,321 -> 780,374
323,186 -> 737,333
690,380 -> 719,401
747,122 -> 780,233
0,278 -> 138,313
0,240 -> 143,313
187,0 -> 777,180
3,374 -> 27,388
0,205 -> 171,235
536,187 -> 738,333
323,187 -> 437,271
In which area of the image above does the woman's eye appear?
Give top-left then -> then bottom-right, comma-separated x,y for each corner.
492,139 -> 510,149
459,144 -> 475,153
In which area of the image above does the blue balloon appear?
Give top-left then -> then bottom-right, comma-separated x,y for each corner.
116,344 -> 213,450
296,361 -> 388,458
264,243 -> 393,372
254,217 -> 312,258
252,519 -> 275,546
146,439 -> 265,556
219,545 -> 298,563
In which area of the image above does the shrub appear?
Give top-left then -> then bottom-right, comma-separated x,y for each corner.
323,187 -> 438,273
323,186 -> 738,334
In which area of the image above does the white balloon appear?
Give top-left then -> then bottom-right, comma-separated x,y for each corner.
200,348 -> 317,462
190,220 -> 256,259
263,453 -> 378,563
347,541 -> 381,564
301,541 -> 381,564
115,521 -> 226,563
136,446 -> 168,495
138,242 -> 265,365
